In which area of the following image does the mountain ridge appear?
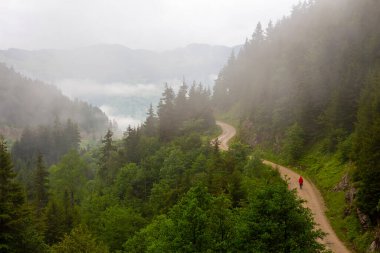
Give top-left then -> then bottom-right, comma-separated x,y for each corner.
0,43 -> 239,84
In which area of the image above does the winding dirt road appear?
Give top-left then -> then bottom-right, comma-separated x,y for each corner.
215,121 -> 236,151
216,121 -> 350,253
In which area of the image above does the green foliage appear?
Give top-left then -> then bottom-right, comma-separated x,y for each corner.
158,85 -> 176,141
282,123 -> 305,164
45,199 -> 66,244
353,68 -> 380,221
98,129 -> 117,185
143,104 -> 158,137
33,153 -> 49,212
50,225 -> 109,253
5,75 -> 330,251
125,180 -> 325,253
157,83 -> 215,141
47,149 -> 88,238
49,150 -> 88,204
211,2 -> 380,247
124,186 -> 235,253
12,119 -> 81,169
236,182 -> 325,253
0,137 -> 47,252
298,145 -> 372,252
95,206 -> 146,252
0,63 -> 108,135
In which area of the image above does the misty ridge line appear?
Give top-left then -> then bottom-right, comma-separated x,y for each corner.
0,43 -> 240,83
0,43 -> 236,129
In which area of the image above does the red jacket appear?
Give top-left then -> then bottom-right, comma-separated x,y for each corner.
299,176 -> 304,185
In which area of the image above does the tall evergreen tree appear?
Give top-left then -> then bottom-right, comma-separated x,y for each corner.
144,104 -> 157,137
0,137 -> 46,252
252,22 -> 264,42
157,84 -> 176,141
123,126 -> 141,164
98,129 -> 115,184
175,82 -> 189,124
33,153 -> 49,213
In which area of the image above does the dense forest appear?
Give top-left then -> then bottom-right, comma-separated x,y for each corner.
0,63 -> 109,138
214,0 -> 380,251
3,0 -> 380,251
0,83 -> 327,252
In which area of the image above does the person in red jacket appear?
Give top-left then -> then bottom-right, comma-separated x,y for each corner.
298,176 -> 304,189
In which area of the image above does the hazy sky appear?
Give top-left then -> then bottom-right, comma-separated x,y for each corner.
0,0 -> 300,50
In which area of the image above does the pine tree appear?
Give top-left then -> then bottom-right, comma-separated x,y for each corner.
64,119 -> 80,151
123,126 -> 141,164
45,200 -> 65,245
252,22 -> 264,43
157,84 -> 176,141
0,137 -> 26,251
50,225 -> 109,253
144,104 -> 157,136
98,129 -> 115,184
0,137 -> 46,252
354,68 -> 380,221
266,20 -> 274,39
175,82 -> 189,124
33,153 -> 49,213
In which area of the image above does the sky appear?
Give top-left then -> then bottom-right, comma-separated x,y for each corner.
0,0 -> 300,51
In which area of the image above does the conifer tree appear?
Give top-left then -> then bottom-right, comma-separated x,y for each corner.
144,104 -> 157,136
266,20 -> 274,39
45,200 -> 65,245
158,84 -> 176,141
252,22 -> 264,42
64,119 -> 80,151
0,137 -> 46,252
98,129 -> 115,184
123,126 -> 141,163
175,82 -> 189,124
354,69 -> 380,221
33,153 -> 49,213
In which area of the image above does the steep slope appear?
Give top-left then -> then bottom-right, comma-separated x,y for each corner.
213,0 -> 380,251
0,63 -> 109,138
216,121 -> 350,252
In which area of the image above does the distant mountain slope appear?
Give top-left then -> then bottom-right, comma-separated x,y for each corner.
0,44 -> 237,128
0,43 -> 236,84
0,63 -> 109,138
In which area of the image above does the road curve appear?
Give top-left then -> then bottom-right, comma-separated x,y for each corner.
215,121 -> 236,151
216,121 -> 350,253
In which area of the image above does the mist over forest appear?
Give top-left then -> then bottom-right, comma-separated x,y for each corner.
0,44 -> 236,128
1,0 -> 380,252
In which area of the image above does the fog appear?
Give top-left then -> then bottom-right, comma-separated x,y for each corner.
0,0 -> 300,50
56,79 -> 165,129
0,0 -> 301,131
56,77 -> 200,130
56,79 -> 161,98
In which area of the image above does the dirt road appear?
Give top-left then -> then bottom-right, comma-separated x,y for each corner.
215,121 -> 236,151
216,121 -> 350,253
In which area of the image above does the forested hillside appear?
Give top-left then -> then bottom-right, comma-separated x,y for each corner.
213,0 -> 380,251
0,44 -> 236,128
0,63 -> 109,138
0,83 -> 327,252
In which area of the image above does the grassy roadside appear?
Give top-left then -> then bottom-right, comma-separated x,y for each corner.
214,110 -> 374,252
260,145 -> 373,253
299,150 -> 374,253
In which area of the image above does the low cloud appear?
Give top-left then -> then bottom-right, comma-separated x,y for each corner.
100,104 -> 142,130
56,79 -> 161,99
